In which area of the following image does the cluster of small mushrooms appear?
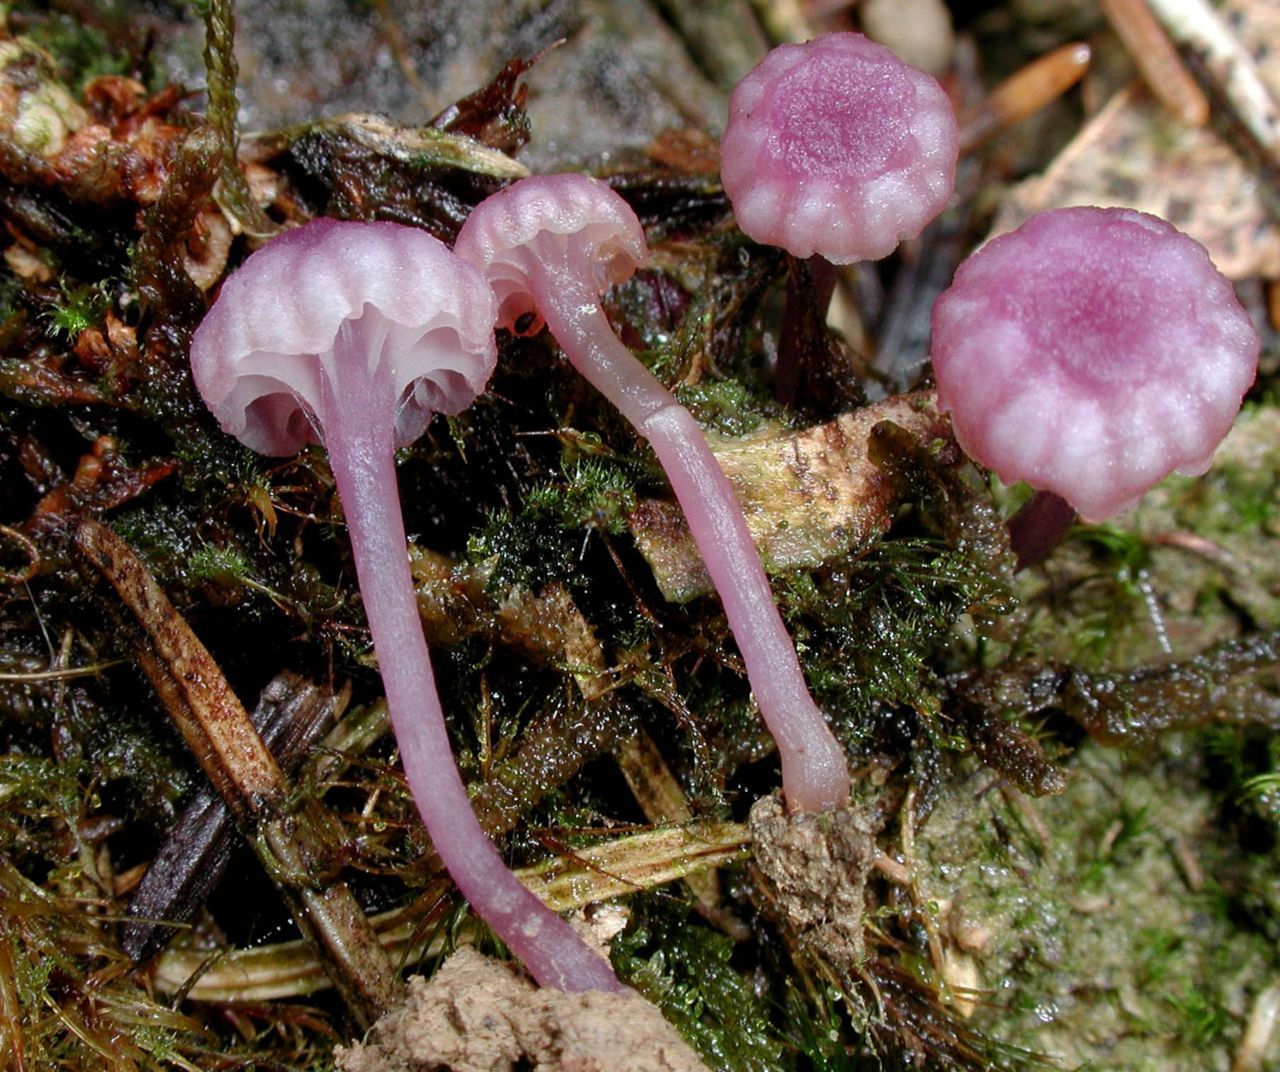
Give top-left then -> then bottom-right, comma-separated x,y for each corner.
189,33 -> 1259,995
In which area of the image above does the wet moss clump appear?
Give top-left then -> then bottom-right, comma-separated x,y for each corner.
916,740 -> 1280,1072
468,457 -> 640,591
615,899 -> 786,1072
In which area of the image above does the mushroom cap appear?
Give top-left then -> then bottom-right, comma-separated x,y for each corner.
453,174 -> 647,336
931,206 -> 1259,521
190,218 -> 498,456
720,32 -> 958,264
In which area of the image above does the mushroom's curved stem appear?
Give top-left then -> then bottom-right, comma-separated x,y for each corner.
316,317 -> 624,994
533,267 -> 850,813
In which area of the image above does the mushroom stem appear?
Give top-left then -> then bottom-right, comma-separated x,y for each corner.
1007,490 -> 1077,571
316,320 -> 625,994
776,255 -> 839,409
534,268 -> 850,813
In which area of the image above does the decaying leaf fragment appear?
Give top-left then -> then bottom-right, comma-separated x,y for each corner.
0,36 -> 88,157
629,393 -> 949,602
0,32 -> 188,207
247,112 -> 529,182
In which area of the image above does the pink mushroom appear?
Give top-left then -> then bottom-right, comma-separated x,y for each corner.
931,206 -> 1259,550
190,218 -> 625,994
720,32 -> 958,264
720,32 -> 958,403
454,174 -> 850,814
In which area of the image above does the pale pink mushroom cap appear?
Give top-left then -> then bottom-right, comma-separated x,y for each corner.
932,207 -> 1259,521
720,32 -> 958,264
453,174 -> 647,337
191,218 -> 498,456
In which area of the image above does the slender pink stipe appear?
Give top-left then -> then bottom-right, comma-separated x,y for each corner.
191,219 -> 625,994
931,207 -> 1259,521
456,175 -> 850,814
720,32 -> 958,263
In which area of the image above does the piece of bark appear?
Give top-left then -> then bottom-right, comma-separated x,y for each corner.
123,672 -> 345,963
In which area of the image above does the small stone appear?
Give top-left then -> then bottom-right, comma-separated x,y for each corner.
860,0 -> 956,75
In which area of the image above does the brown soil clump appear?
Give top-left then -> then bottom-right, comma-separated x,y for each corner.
335,948 -> 710,1072
748,795 -> 877,974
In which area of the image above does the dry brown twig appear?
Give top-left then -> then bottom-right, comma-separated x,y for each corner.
71,518 -> 399,1027
1099,0 -> 1209,126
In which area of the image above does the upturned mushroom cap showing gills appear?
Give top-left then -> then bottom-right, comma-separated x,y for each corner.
720,32 -> 958,263
931,206 -> 1259,521
453,174 -> 647,341
191,218 -> 627,994
191,218 -> 497,456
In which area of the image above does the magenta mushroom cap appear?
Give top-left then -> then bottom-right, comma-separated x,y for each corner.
453,174 -> 648,335
931,206 -> 1260,521
190,218 -> 498,456
720,32 -> 958,264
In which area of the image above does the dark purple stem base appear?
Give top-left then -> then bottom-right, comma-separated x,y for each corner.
1008,490 -> 1078,571
776,254 -> 838,408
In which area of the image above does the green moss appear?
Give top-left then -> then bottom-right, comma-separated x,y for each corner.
21,12 -> 132,91
625,281 -> 777,438
0,753 -> 85,859
778,982 -> 858,1072
532,458 -> 639,536
916,743 -> 1278,1071
674,377 -> 768,437
1202,462 -> 1278,533
469,457 -> 638,590
0,855 -> 245,1071
615,899 -> 787,1072
782,539 -> 1010,732
468,506 -> 580,591
42,280 -> 106,340
111,500 -> 205,583
187,540 -> 251,585
1166,423 -> 1280,538
172,436 -> 265,493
